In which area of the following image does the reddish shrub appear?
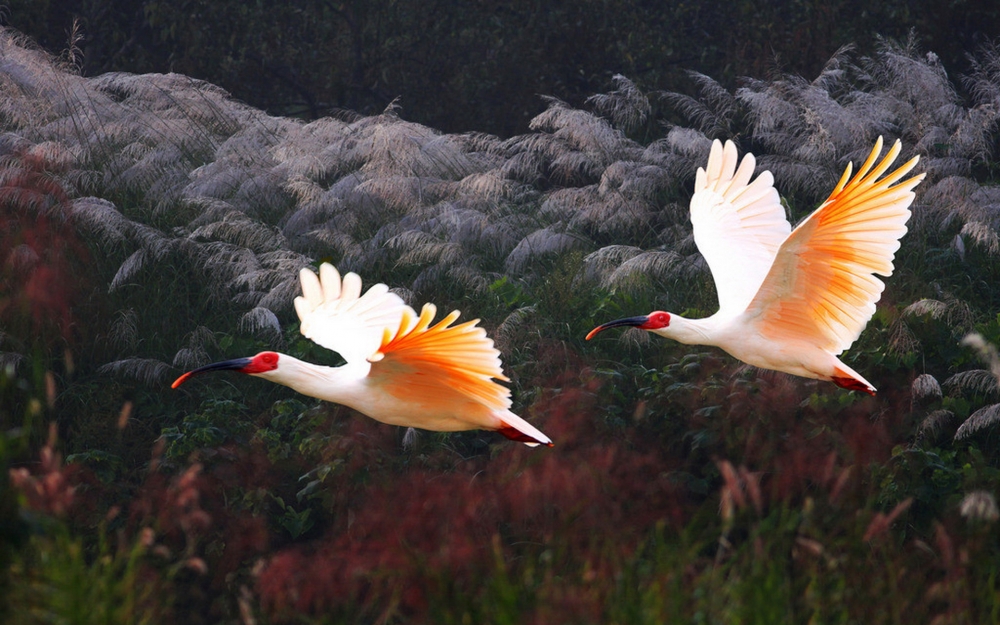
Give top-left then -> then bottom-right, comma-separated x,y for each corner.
256,373 -> 691,620
0,144 -> 87,343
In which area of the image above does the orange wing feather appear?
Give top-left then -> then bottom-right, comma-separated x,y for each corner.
367,303 -> 512,411
747,138 -> 924,354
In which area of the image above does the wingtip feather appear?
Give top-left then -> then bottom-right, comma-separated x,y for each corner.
300,267 -> 322,307
319,263 -> 341,301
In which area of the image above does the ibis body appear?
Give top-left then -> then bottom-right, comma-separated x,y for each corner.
174,264 -> 552,446
587,137 -> 925,395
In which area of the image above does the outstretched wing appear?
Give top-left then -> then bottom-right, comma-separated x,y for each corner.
745,137 -> 924,354
367,303 -> 512,411
293,263 -> 409,366
691,139 -> 791,316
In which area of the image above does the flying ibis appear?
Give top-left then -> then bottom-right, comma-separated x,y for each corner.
173,264 -> 552,446
587,137 -> 924,395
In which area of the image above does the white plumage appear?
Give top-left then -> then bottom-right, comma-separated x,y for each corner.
175,264 -> 552,446
588,137 -> 924,395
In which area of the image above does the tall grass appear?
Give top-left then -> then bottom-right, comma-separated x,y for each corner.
4,25 -> 1000,623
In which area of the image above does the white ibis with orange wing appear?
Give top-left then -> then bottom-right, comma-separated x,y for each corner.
174,264 -> 552,446
587,137 -> 924,395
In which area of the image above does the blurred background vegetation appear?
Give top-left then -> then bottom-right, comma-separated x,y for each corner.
3,2 -> 1000,623
6,0 -> 1000,136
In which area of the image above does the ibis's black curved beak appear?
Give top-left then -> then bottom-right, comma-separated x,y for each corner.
171,357 -> 253,389
585,315 -> 650,340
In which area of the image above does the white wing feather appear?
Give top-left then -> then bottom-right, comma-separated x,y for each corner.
293,263 -> 409,366
690,140 -> 791,316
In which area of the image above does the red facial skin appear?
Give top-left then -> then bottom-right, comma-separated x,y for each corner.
640,311 -> 671,330
243,352 -> 280,374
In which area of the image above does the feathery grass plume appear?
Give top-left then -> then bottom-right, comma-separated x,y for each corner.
351,114 -> 476,180
0,32 -> 70,129
239,307 -> 283,343
280,196 -> 340,238
0,351 -> 28,373
914,409 -> 957,447
604,250 -> 684,295
867,39 -> 999,177
636,128 -> 714,195
943,370 -> 1000,400
388,230 -> 464,267
529,97 -> 635,157
737,59 -> 878,199
659,71 -> 737,139
109,308 -> 138,352
960,221 -> 1000,256
497,149 -> 547,186
619,326 -> 653,349
445,264 -> 497,295
911,374 -> 942,409
598,160 -> 670,202
493,305 -> 537,355
859,37 -> 955,126
423,205 -> 493,248
350,175 -> 440,221
69,197 -> 130,249
518,97 -> 642,186
183,325 -> 217,353
901,298 -> 975,336
965,39 -> 1000,102
97,358 -> 172,386
539,186 -> 594,223
271,117 -> 350,180
889,297 -> 958,356
455,170 -> 532,205
223,249 -> 308,306
188,210 -> 285,253
582,245 -> 646,283
917,176 -> 1000,262
570,191 -> 658,241
173,324 -> 218,370
959,491 -> 1000,522
61,73 -> 249,206
586,74 -> 652,136
295,229 -> 361,260
256,274 -> 302,312
171,347 -> 208,371
961,333 -> 1000,386
955,403 -> 1000,441
910,176 -> 976,235
903,298 -> 950,319
548,149 -> 607,187
504,227 -> 587,274
731,40 -> 986,204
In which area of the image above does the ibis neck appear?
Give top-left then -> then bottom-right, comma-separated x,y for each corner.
253,354 -> 367,405
650,313 -> 721,346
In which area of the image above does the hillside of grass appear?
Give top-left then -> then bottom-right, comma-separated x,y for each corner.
4,28 -> 1000,623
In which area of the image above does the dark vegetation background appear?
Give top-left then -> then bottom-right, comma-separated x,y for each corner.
8,0 -> 1000,135
4,2 -> 1000,623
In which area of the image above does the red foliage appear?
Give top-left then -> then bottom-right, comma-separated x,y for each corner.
0,143 -> 87,343
128,453 -> 270,587
9,424 -> 78,517
257,373 -> 690,620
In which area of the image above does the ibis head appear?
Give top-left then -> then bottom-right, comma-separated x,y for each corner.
586,311 -> 671,340
171,351 -> 280,388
